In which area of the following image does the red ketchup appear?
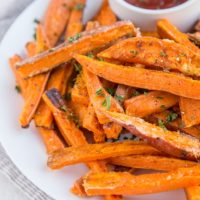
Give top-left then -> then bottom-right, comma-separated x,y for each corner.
125,0 -> 188,10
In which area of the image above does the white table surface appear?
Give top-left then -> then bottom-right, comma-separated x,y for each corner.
0,1 -> 32,199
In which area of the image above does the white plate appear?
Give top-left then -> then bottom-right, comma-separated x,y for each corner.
0,0 -> 186,199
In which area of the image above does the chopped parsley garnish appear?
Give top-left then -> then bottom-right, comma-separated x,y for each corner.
160,51 -> 167,57
86,52 -> 94,58
96,88 -> 104,96
115,94 -> 124,102
74,3 -> 85,11
156,96 -> 163,99
158,119 -> 167,130
130,50 -> 138,56
68,112 -> 80,128
132,90 -> 141,97
15,85 -> 21,93
60,105 -> 67,112
98,57 -> 104,61
160,105 -> 166,109
166,112 -> 178,123
106,88 -> 115,96
102,96 -> 111,110
73,62 -> 82,73
68,33 -> 82,43
65,93 -> 71,101
34,18 -> 40,24
143,91 -> 148,95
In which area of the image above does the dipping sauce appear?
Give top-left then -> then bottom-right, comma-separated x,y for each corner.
125,0 -> 188,10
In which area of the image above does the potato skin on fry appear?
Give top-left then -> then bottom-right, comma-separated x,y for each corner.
17,21 -> 136,78
102,111 -> 200,161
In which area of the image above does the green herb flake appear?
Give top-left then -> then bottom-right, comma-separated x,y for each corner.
102,96 -> 111,110
143,91 -> 148,95
130,50 -> 138,56
115,94 -> 124,102
87,52 -> 94,58
158,119 -> 167,130
96,88 -> 104,96
60,105 -> 67,112
166,112 -> 178,123
106,88 -> 115,96
65,93 -> 71,101
156,96 -> 163,99
34,18 -> 40,24
132,90 -> 141,97
15,85 -> 21,93
68,33 -> 82,43
68,112 -> 80,128
160,51 -> 167,57
98,57 -> 104,62
73,62 -> 82,73
74,3 -> 85,11
160,105 -> 166,109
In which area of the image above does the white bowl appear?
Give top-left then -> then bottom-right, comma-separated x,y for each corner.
109,0 -> 200,31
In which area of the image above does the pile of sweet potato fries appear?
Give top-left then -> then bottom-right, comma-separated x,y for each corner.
9,0 -> 200,199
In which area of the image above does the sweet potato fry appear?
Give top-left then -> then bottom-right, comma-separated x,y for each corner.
65,0 -> 85,38
98,37 -> 200,77
83,166 -> 200,195
47,141 -> 161,169
94,0 -> 117,26
83,104 -> 105,143
34,64 -> 72,128
25,42 -> 36,57
44,0 -> 74,47
9,55 -> 27,98
142,31 -> 160,38
109,155 -> 199,171
102,110 -> 200,160
37,127 -> 65,154
157,19 -> 200,55
85,21 -> 100,31
16,21 -> 135,78
43,88 -> 121,199
179,97 -> 200,128
148,111 -> 200,140
185,186 -> 200,200
75,55 -> 200,100
125,91 -> 178,117
82,66 -> 124,139
19,24 -> 50,127
71,73 -> 89,106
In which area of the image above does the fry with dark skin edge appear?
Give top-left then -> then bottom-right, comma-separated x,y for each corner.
125,91 -> 178,118
147,111 -> 200,140
34,65 -> 73,128
9,55 -> 27,98
47,141 -> 161,169
42,88 -> 121,199
19,24 -> 50,127
83,166 -> 200,195
83,66 -> 124,139
102,110 -> 200,161
65,0 -> 85,38
98,37 -> 200,77
179,97 -> 200,128
108,155 -> 199,171
75,55 -> 200,100
94,0 -> 117,26
44,0 -> 74,47
16,21 -> 136,78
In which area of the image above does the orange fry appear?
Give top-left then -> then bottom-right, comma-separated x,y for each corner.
125,91 -> 178,117
185,186 -> 200,200
83,166 -> 200,195
75,55 -> 200,100
16,21 -> 135,78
